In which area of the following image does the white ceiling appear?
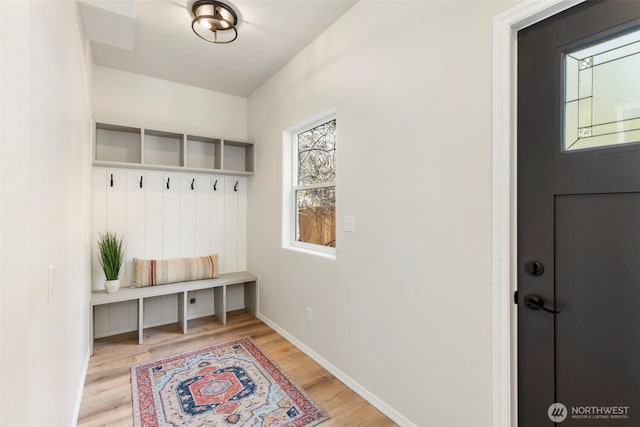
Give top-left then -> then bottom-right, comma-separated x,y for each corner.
89,0 -> 357,97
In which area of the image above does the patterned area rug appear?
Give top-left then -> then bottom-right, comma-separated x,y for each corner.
131,337 -> 328,427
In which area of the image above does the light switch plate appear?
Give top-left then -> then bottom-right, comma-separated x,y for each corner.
343,215 -> 355,233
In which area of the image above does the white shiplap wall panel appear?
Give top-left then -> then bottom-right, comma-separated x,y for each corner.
143,295 -> 163,326
150,172 -> 181,329
105,169 -> 127,235
194,175 -> 212,257
125,171 -> 145,286
144,171 -> 164,259
162,172 -> 180,259
96,168 -> 137,337
224,177 -> 246,310
108,299 -> 135,333
179,174 -> 196,258
224,178 -> 239,273
189,175 -> 215,319
237,177 -> 248,271
187,288 -> 215,320
178,173 -> 199,321
92,169 -> 107,291
93,167 -> 246,338
105,169 -> 138,331
137,171 -> 166,333
211,176 -> 225,273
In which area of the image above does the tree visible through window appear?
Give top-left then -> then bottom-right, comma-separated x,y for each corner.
294,118 -> 336,249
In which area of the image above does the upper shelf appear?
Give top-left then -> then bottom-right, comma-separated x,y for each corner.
93,122 -> 255,176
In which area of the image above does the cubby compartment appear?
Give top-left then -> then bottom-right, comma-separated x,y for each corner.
186,135 -> 221,170
93,122 -> 254,176
144,130 -> 184,167
95,123 -> 141,163
223,140 -> 254,173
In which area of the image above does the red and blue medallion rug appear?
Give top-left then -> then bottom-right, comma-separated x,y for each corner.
131,337 -> 328,427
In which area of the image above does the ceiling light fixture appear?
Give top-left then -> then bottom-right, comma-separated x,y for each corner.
188,0 -> 241,44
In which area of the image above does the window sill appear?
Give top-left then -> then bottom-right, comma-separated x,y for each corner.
283,244 -> 336,260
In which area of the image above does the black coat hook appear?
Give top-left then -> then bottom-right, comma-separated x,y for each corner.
191,178 -> 195,190
110,174 -> 114,187
213,179 -> 218,191
234,181 -> 238,192
166,177 -> 170,189
139,175 -> 143,188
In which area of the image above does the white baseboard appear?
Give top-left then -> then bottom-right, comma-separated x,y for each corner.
72,349 -> 90,427
256,313 -> 416,427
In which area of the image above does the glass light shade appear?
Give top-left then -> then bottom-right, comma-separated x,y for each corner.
197,18 -> 212,30
190,0 -> 238,44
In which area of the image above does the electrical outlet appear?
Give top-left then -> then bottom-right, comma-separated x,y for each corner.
305,307 -> 312,323
48,265 -> 55,302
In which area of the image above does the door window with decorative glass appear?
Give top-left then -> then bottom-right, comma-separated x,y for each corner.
564,28 -> 640,151
293,118 -> 336,252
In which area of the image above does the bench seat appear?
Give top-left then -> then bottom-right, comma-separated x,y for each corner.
89,271 -> 257,354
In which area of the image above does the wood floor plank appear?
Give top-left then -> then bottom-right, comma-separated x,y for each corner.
78,310 -> 396,426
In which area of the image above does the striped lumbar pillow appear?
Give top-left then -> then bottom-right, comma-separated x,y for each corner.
132,255 -> 219,287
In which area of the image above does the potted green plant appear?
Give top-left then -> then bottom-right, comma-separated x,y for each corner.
97,231 -> 124,293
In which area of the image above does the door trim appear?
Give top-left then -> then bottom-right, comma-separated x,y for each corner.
491,1 -> 585,426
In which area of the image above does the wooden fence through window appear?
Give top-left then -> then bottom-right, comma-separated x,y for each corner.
298,207 -> 336,247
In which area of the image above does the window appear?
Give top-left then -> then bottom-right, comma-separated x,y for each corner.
290,116 -> 336,253
564,28 -> 640,151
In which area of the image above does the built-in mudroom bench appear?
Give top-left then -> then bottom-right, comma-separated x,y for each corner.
89,271 -> 257,354
90,121 -> 255,351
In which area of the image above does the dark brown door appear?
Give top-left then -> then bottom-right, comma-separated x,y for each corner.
518,1 -> 640,425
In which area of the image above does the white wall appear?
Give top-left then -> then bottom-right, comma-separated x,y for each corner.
91,66 -> 250,325
92,65 -> 247,140
248,2 -> 514,426
0,1 -> 93,426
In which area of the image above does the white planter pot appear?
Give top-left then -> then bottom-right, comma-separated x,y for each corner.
105,279 -> 120,293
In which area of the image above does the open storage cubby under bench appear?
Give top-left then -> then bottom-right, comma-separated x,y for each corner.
89,271 -> 257,354
93,122 -> 254,176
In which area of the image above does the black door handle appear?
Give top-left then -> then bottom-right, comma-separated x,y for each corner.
524,294 -> 559,314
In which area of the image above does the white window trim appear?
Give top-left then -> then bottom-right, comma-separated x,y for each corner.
282,109 -> 337,257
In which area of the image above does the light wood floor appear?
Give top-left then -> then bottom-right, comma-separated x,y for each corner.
78,310 -> 396,426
